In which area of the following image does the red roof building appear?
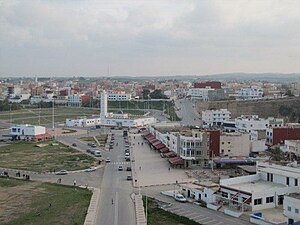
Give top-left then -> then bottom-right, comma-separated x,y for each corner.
194,81 -> 221,89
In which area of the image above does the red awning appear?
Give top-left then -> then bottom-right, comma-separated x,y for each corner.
160,147 -> 170,153
149,138 -> 159,144
153,141 -> 163,147
142,131 -> 150,137
164,151 -> 177,158
145,134 -> 155,141
154,143 -> 165,150
169,156 -> 184,165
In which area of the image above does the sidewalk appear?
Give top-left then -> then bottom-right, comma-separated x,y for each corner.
130,134 -> 195,187
84,187 -> 100,225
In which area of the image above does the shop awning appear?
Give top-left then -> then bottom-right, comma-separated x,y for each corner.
164,151 -> 177,158
169,156 -> 184,165
151,140 -> 161,146
154,143 -> 165,150
142,131 -> 150,137
160,147 -> 170,153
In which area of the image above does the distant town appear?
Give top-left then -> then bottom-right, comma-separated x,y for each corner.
0,75 -> 300,225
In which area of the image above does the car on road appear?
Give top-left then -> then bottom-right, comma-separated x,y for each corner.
125,152 -> 130,157
84,167 -> 97,172
91,143 -> 97,148
118,166 -> 123,171
90,149 -> 96,155
174,194 -> 187,203
126,167 -> 132,171
56,170 -> 68,175
106,157 -> 111,163
72,143 -> 77,147
86,149 -> 91,153
127,175 -> 133,180
125,157 -> 130,161
125,149 -> 129,153
94,150 -> 102,157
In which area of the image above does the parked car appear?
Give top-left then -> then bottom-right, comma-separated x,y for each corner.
94,150 -> 102,157
91,143 -> 97,148
72,143 -> 77,147
86,149 -> 91,153
56,170 -> 68,175
127,175 -> 133,180
125,157 -> 130,162
174,194 -> 187,203
125,149 -> 129,153
90,149 -> 96,155
118,166 -> 123,171
125,152 -> 130,157
106,157 -> 111,163
126,167 -> 132,171
84,167 -> 96,172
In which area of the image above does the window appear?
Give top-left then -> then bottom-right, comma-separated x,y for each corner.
295,208 -> 299,214
288,206 -> 291,211
295,179 -> 298,186
221,192 -> 228,198
286,177 -> 290,186
254,198 -> 262,205
266,196 -> 274,203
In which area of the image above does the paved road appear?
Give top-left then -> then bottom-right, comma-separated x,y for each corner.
96,130 -> 135,225
175,99 -> 202,126
143,185 -> 252,225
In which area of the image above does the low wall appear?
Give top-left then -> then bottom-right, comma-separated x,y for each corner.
207,203 -> 221,211
224,208 -> 242,218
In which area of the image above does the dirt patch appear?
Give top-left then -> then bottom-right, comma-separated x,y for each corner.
0,181 -> 46,224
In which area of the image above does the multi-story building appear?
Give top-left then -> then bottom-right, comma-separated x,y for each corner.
283,193 -> 300,225
202,109 -> 231,127
220,132 -> 250,157
266,125 -> 300,146
283,140 -> 300,157
187,88 -> 213,101
215,162 -> 300,213
238,86 -> 263,100
194,81 -> 222,89
107,92 -> 131,101
235,115 -> 269,132
68,95 -> 81,107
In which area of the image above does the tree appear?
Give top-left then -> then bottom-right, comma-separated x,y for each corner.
269,147 -> 285,161
149,89 -> 168,99
142,89 -> 150,99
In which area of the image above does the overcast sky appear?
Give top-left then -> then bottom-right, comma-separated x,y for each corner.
1,0 -> 300,77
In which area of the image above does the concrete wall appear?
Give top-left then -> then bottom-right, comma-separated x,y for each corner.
284,195 -> 300,222
196,97 -> 300,119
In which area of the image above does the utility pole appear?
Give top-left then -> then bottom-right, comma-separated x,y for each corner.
52,100 -> 55,139
9,104 -> 12,125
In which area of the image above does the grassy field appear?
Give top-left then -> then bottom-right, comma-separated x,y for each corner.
0,107 -> 99,125
80,134 -> 108,147
0,140 -> 97,172
144,197 -> 201,225
0,177 -> 92,225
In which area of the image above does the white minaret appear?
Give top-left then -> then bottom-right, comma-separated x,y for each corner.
100,90 -> 108,124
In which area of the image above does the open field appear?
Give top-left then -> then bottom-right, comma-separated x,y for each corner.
0,140 -> 97,172
80,134 -> 108,147
0,177 -> 92,225
144,197 -> 201,225
0,107 -> 99,125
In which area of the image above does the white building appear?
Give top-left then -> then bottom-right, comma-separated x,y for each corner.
66,91 -> 156,128
284,140 -> 300,157
284,193 -> 300,225
187,88 -> 213,101
8,93 -> 31,103
220,132 -> 250,157
68,95 -> 81,107
238,86 -> 263,100
10,124 -> 48,140
180,181 -> 219,204
107,92 -> 131,101
235,115 -> 269,132
215,162 -> 300,213
202,109 -> 231,127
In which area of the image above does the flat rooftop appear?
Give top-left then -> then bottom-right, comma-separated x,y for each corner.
289,193 -> 300,200
227,180 -> 286,194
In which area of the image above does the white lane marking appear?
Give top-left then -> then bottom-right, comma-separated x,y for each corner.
114,191 -> 119,225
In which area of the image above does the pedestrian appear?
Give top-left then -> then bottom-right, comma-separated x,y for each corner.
139,166 -> 141,170
168,167 -> 170,172
73,179 -> 77,186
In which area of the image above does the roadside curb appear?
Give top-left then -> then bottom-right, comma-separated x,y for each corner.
134,193 -> 147,225
84,187 -> 100,225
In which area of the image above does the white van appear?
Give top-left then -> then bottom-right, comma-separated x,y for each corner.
94,150 -> 102,157
125,152 -> 130,157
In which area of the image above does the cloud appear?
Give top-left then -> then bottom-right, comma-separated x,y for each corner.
1,0 -> 300,76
